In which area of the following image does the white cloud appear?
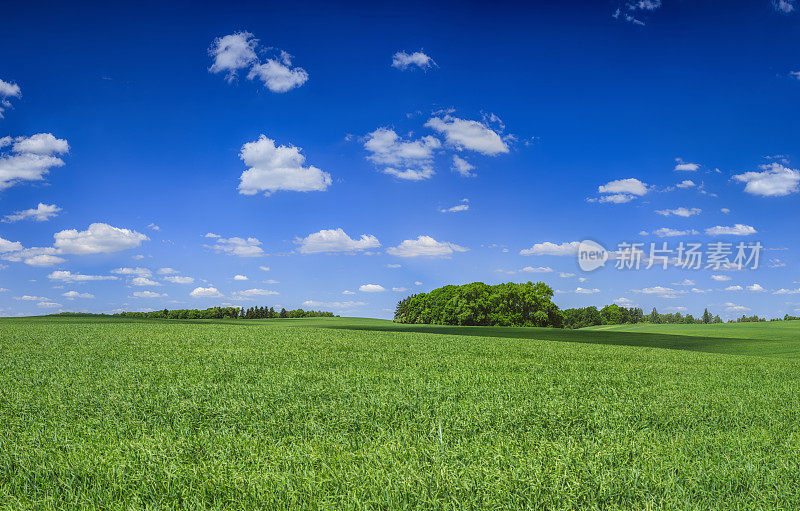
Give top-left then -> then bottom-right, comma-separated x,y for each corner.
425,115 -> 508,155
632,286 -> 686,298
746,284 -> 766,292
62,291 -> 94,299
386,263 -> 402,268
0,236 -> 23,253
711,274 -> 732,281
598,178 -> 648,196
111,267 -> 152,277
773,0 -> 796,13
676,180 -> 696,189
295,228 -> 380,254
206,235 -> 264,257
518,266 -> 554,273
54,223 -> 148,254
386,235 -> 468,258
559,272 -> 576,278
302,300 -> 366,309
238,135 -> 331,195
133,291 -> 166,298
208,31 -> 259,81
15,295 -> 43,301
157,267 -> 178,275
37,301 -> 61,309
653,227 -> 699,237
259,265 -> 270,271
673,279 -> 695,286
3,203 -> 61,222
732,163 -> 800,197
233,274 -> 248,281
164,276 -> 194,284
190,286 -> 223,298
655,207 -> 701,217
614,297 -> 635,307
774,288 -> 800,295
724,302 -> 750,312
359,284 -> 386,292
575,287 -> 600,294
0,78 -> 21,118
231,288 -> 279,299
520,241 -> 579,256
439,198 -> 469,213
705,224 -> 757,236
247,51 -> 309,93
148,223 -> 160,231
23,254 -> 65,267
451,155 -> 476,177
720,208 -> 731,214
392,287 -> 408,292
0,134 -> 70,191
391,51 -> 435,70
725,285 -> 744,291
342,290 -> 355,295
131,277 -> 160,287
47,270 -> 118,283
364,128 -> 440,181
674,159 -> 700,172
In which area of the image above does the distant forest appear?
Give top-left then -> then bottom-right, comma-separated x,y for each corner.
112,307 -> 335,320
393,282 -> 796,328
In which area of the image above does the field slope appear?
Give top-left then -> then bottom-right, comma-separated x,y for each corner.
1,317 -> 799,509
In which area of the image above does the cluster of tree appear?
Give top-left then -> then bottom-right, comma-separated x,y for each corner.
394,282 -> 563,327
112,307 -> 335,320
732,315 -> 767,323
781,314 -> 800,321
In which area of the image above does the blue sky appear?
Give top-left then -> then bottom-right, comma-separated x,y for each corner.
1,0 -> 798,319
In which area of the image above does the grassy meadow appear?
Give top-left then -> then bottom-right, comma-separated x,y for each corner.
1,316 -> 800,509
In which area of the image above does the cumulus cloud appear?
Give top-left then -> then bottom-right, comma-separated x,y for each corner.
233,274 -> 248,281
386,235 -> 468,258
3,203 -> 61,223
652,227 -> 699,237
231,288 -> 279,299
208,31 -> 259,81
164,276 -> 194,284
575,287 -> 601,294
520,241 -> 579,256
205,235 -> 264,257
0,78 -> 21,118
364,128 -> 441,181
705,224 -> 757,236
711,274 -> 732,281
359,284 -> 386,292
111,267 -> 152,277
131,277 -> 160,286
157,267 -> 178,275
632,286 -> 685,298
773,0 -> 796,13
425,115 -> 509,155
451,155 -> 476,177
655,207 -> 701,217
295,228 -> 380,254
47,270 -> 118,283
732,163 -> 800,197
674,159 -> 700,172
600,179 -> 648,195
391,51 -> 435,70
209,32 -> 308,92
190,286 -> 222,298
247,51 -> 309,93
53,223 -> 148,255
238,135 -> 331,195
62,291 -> 94,299
0,133 -> 69,191
676,180 -> 696,189
0,236 -> 24,253
133,291 -> 166,298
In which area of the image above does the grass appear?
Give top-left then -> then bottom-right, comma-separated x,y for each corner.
1,317 -> 800,509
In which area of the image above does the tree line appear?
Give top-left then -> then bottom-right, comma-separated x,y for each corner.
393,282 -> 793,328
112,306 -> 335,320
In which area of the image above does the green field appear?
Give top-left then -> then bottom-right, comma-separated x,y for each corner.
2,317 -> 800,509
